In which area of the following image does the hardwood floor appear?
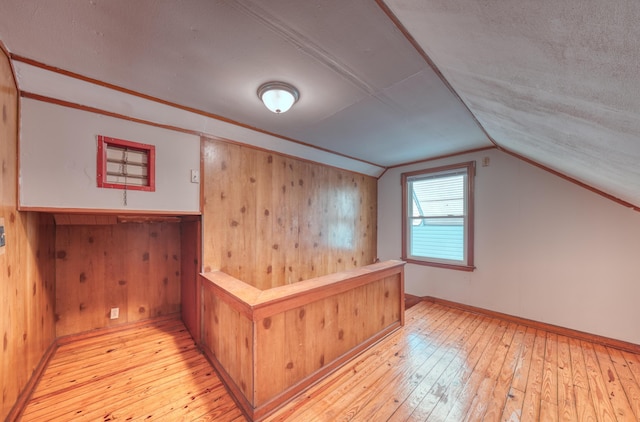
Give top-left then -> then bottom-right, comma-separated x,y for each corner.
19,317 -> 245,421
20,302 -> 640,421
267,302 -> 640,422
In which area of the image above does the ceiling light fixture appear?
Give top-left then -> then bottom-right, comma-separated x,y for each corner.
257,81 -> 299,114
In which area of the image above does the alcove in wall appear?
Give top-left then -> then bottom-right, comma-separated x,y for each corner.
52,213 -> 201,339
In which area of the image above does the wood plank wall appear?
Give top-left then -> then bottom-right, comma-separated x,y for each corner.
0,45 -> 57,421
200,261 -> 405,420
55,222 -> 182,337
202,291 -> 255,401
253,273 -> 403,407
180,217 -> 201,341
202,138 -> 378,289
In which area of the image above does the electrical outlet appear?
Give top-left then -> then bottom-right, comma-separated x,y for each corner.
110,307 -> 119,319
190,169 -> 200,183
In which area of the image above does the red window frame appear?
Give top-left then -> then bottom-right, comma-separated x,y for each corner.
97,135 -> 156,192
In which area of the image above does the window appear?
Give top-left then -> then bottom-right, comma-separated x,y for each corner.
97,136 -> 155,192
401,161 -> 475,271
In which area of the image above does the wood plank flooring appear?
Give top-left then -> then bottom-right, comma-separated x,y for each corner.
19,317 -> 245,421
20,301 -> 640,421
267,301 -> 640,421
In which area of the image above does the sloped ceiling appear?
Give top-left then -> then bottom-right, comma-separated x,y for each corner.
384,0 -> 640,207
0,0 -> 491,169
0,0 -> 639,207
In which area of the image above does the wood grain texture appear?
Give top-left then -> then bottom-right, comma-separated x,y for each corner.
202,289 -> 255,403
0,44 -> 57,421
424,295 -> 640,355
19,317 -> 244,422
17,300 -> 640,422
55,222 -> 181,337
266,301 -> 640,422
180,217 -> 201,341
253,274 -> 402,406
201,138 -> 377,289
200,261 -> 404,420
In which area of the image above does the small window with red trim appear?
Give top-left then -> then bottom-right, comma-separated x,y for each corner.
97,136 -> 155,192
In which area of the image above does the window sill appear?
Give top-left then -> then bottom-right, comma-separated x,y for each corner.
402,257 -> 475,272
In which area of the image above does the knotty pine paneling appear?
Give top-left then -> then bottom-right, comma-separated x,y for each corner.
202,138 -> 377,289
201,288 -> 254,402
0,46 -> 57,421
180,217 -> 201,341
55,222 -> 181,337
199,261 -> 404,419
254,274 -> 402,406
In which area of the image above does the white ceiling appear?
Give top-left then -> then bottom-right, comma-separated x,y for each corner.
1,0 -> 639,207
384,0 -> 640,208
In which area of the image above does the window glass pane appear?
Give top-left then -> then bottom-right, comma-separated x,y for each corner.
402,161 -> 474,269
406,166 -> 470,264
410,217 -> 464,261
411,174 -> 464,217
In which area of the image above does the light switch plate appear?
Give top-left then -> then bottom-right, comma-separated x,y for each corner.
190,169 -> 200,183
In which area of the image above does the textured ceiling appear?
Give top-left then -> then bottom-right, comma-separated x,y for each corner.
0,0 -> 639,207
0,0 -> 490,168
385,0 -> 640,207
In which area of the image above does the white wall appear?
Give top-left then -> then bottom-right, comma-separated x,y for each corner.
14,61 -> 384,178
19,99 -> 200,213
378,149 -> 640,345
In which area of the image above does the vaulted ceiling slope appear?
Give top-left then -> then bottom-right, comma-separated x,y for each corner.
385,0 -> 640,207
0,1 -> 638,207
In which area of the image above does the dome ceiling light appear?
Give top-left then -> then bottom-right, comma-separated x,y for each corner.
257,81 -> 299,114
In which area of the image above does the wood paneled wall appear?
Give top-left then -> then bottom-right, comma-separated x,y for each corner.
253,273 -> 402,407
180,217 -> 201,341
200,261 -> 405,420
202,292 -> 254,400
55,222 -> 181,337
0,46 -> 57,421
202,138 -> 378,289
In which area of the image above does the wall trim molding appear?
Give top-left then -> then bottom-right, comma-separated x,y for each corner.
422,296 -> 640,354
7,314 -> 183,420
12,55 -> 384,175
5,341 -> 58,422
17,92 -> 380,180
201,320 -> 402,421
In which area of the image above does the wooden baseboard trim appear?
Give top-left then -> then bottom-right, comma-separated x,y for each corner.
5,340 -> 58,422
7,314 -> 184,421
422,296 -> 640,354
7,314 -> 185,421
404,293 -> 422,309
55,313 -> 181,346
254,321 -> 402,421
202,321 -> 402,422
200,344 -> 254,421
